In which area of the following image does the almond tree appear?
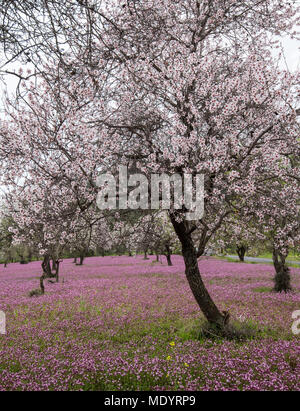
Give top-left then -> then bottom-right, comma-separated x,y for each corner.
242,174 -> 300,293
80,0 -> 298,327
210,216 -> 259,262
149,212 -> 180,266
1,1 -> 299,330
215,152 -> 300,292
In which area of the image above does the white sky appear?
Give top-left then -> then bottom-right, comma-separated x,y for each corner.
0,34 -> 298,203
279,36 -> 299,72
0,36 -> 299,115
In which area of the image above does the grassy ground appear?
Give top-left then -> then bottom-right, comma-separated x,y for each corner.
254,252 -> 300,261
216,255 -> 300,268
0,255 -> 299,391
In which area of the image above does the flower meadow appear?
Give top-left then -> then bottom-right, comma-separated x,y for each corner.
0,255 -> 299,391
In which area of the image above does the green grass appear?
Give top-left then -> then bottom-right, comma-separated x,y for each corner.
252,286 -> 273,293
255,252 -> 300,261
215,256 -> 299,268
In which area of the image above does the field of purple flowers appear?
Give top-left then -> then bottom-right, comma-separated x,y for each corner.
0,255 -> 299,391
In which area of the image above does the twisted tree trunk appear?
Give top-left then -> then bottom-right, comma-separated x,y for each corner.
272,249 -> 291,293
170,214 -> 226,327
42,254 -> 52,277
40,254 -> 52,294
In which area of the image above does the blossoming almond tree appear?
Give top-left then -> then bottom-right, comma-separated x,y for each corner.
77,0 -> 299,327
206,217 -> 252,261
1,1 -> 299,330
212,199 -> 300,293
240,173 -> 300,293
124,211 -> 180,264
148,212 -> 180,266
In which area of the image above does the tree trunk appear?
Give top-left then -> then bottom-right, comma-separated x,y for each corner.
170,214 -> 226,327
236,245 -> 246,262
165,254 -> 172,266
20,255 -> 27,264
73,257 -> 77,264
164,245 -> 173,266
55,260 -> 61,283
42,254 -> 52,277
78,255 -> 84,265
51,258 -> 57,271
272,249 -> 292,293
156,254 -> 159,262
143,250 -> 149,260
40,254 -> 52,294
39,275 -> 45,294
27,250 -> 32,262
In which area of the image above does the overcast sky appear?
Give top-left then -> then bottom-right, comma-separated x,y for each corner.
0,35 -> 299,116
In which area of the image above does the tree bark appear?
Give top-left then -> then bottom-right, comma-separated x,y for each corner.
166,254 -> 172,266
73,257 -> 77,264
51,258 -> 57,271
272,249 -> 292,292
170,214 -> 226,326
143,250 -> 149,260
165,245 -> 172,266
78,254 -> 84,265
20,255 -> 27,264
40,254 -> 52,294
236,245 -> 246,262
55,259 -> 61,283
42,254 -> 52,277
39,275 -> 45,294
